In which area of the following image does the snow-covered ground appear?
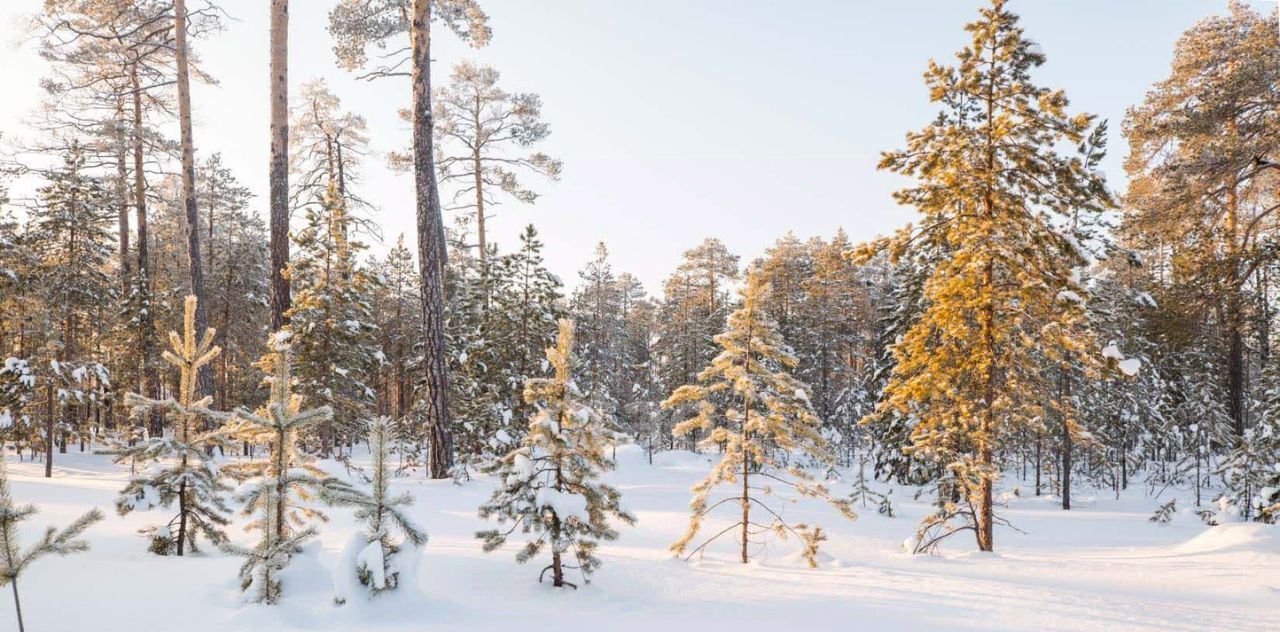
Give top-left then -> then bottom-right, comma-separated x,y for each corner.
6,446 -> 1277,631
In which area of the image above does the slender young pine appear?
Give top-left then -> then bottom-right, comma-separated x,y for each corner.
0,459 -> 102,632
224,334 -> 358,604
664,271 -> 855,567
325,416 -> 427,600
477,319 -> 634,588
100,295 -> 231,555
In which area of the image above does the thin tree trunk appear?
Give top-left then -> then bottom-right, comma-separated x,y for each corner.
11,579 -> 23,632
411,0 -> 453,478
130,62 -> 161,437
269,0 -> 291,332
44,383 -> 54,478
1061,370 -> 1072,511
114,97 -> 130,290
174,0 -> 211,397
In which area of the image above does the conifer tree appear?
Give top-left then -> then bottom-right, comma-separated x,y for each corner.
287,182 -> 380,456
224,335 -> 358,604
0,459 -> 102,632
431,61 -> 561,272
327,417 -> 427,601
859,0 -> 1110,552
329,0 -> 491,480
494,225 -> 564,408
1219,360 -> 1280,521
477,319 -> 634,588
100,295 -> 232,555
570,242 -> 625,419
1124,1 -> 1279,439
664,272 -> 854,567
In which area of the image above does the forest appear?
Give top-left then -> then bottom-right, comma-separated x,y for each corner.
0,0 -> 1276,630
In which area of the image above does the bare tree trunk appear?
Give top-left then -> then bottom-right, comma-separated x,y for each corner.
1061,370 -> 1072,511
11,579 -> 24,632
114,98 -> 130,290
268,0 -> 291,332
174,0 -> 210,398
44,383 -> 54,478
130,63 -> 161,437
411,0 -> 453,478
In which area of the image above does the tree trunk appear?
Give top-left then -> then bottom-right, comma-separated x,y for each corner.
174,0 -> 211,398
114,97 -> 130,290
44,383 -> 54,478
411,0 -> 453,478
268,0 -> 291,333
176,476 -> 188,556
11,579 -> 23,632
1061,370 -> 1072,511
130,62 -> 161,437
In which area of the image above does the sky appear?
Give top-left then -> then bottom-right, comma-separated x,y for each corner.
0,0 -> 1273,294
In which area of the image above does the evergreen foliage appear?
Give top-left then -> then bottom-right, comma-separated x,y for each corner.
477,319 -> 634,588
664,272 -> 855,567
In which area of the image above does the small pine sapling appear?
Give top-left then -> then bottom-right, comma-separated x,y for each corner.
664,272 -> 855,568
0,459 -> 102,632
224,334 -> 359,604
326,416 -> 427,602
1149,499 -> 1177,524
99,295 -> 232,555
477,319 -> 635,589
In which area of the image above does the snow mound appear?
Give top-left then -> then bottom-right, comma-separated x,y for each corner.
1173,523 -> 1279,555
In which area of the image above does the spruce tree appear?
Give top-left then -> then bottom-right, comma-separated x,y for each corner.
0,459 -> 102,632
100,295 -> 232,555
477,319 -> 634,588
664,272 -> 855,567
860,0 -> 1111,552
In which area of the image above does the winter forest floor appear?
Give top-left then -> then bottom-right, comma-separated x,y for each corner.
7,446 -> 1278,632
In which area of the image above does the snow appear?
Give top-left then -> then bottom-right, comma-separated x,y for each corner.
1056,289 -> 1083,304
1117,358 -> 1141,377
1102,344 -> 1123,361
4,448 -> 1277,631
537,486 -> 588,520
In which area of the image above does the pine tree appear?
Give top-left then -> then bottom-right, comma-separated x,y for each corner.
0,459 -> 102,632
477,319 -> 634,588
224,334 -> 358,604
100,295 -> 232,555
431,61 -> 561,272
326,417 -> 427,601
860,0 -> 1111,552
664,272 -> 854,567
329,0 -> 491,480
1124,1 -> 1280,439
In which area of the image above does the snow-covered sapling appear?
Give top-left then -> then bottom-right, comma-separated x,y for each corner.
0,459 -> 102,632
664,272 -> 855,568
1149,499 -> 1177,524
99,295 -> 232,555
477,319 -> 635,589
326,416 -> 427,602
224,334 -> 359,604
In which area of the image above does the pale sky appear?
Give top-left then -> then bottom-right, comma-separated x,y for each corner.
0,0 -> 1271,293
